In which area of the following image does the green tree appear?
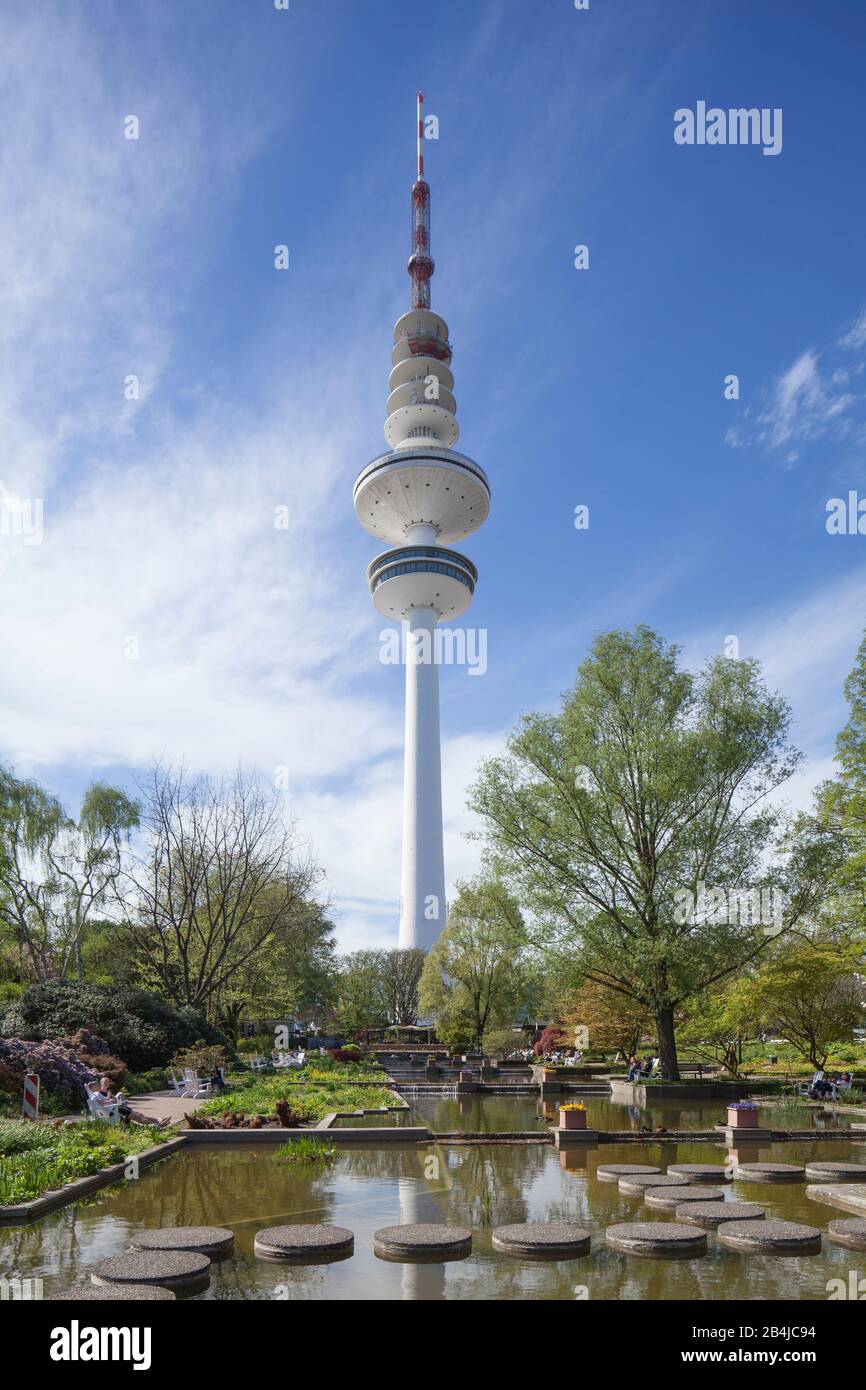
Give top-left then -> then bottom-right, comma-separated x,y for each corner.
210,896 -> 336,1044
419,877 -> 526,1050
816,628 -> 866,955
677,982 -> 758,1077
332,951 -> 391,1038
735,941 -> 863,1068
0,770 -> 139,981
470,628 -> 832,1079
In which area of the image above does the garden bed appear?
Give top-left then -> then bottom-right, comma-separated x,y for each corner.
0,1120 -> 185,1224
197,1073 -> 404,1127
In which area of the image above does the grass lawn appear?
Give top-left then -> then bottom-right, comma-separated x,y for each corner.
0,1118 -> 177,1206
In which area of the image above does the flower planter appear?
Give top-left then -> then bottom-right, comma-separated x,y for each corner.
559,1107 -> 587,1130
727,1106 -> 758,1129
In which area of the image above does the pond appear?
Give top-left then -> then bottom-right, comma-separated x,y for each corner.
3,1135 -> 863,1301
332,1093 -> 855,1133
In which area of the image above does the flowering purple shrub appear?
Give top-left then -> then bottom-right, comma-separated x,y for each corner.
0,1036 -> 98,1107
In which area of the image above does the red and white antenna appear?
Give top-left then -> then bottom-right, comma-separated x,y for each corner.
409,91 -> 434,310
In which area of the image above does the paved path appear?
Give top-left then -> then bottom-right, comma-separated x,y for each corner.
123,1090 -> 208,1126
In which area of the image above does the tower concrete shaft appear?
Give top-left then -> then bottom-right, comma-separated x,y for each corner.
399,607 -> 446,950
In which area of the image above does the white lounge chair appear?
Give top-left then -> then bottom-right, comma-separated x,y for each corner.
84,1082 -> 121,1123
182,1068 -> 212,1098
167,1072 -> 187,1097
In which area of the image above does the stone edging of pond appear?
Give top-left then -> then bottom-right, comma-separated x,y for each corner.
0,1136 -> 188,1226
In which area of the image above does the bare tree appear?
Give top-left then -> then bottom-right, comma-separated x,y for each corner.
120,765 -> 322,1015
379,948 -> 426,1025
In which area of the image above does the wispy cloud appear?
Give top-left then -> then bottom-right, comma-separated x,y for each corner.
725,305 -> 866,461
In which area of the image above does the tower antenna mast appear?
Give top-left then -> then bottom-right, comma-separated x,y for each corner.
409,91 -> 433,310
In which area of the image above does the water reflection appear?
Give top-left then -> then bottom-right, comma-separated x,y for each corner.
2,1135 -> 863,1301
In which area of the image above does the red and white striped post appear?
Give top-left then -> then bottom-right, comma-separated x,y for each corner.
22,1072 -> 40,1119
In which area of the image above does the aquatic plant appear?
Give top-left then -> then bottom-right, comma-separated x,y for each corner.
276,1137 -> 337,1165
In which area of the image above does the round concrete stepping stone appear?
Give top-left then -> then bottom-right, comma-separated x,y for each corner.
605,1221 -> 707,1258
491,1222 -> 591,1259
91,1250 -> 210,1293
373,1223 -> 472,1262
596,1163 -> 660,1183
734,1162 -> 805,1184
827,1218 -> 866,1251
718,1219 -> 822,1254
804,1161 -> 866,1182
50,1284 -> 177,1301
646,1185 -> 726,1211
675,1201 -> 765,1230
619,1172 -> 692,1195
254,1224 -> 354,1263
668,1163 -> 732,1183
131,1225 -> 235,1258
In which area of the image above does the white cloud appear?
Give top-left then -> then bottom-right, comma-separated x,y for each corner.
838,305 -> 866,351
725,306 -> 866,457
682,567 -> 866,775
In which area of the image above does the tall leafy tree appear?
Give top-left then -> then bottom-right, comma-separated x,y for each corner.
817,627 -> 866,953
209,896 -> 336,1043
419,877 -> 526,1050
735,940 -> 864,1068
470,628 -> 834,1078
0,770 -> 139,980
332,950 -> 392,1038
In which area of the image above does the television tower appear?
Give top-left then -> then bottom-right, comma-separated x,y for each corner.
353,94 -> 490,951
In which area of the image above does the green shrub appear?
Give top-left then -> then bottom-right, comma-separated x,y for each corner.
0,1118 -> 58,1155
123,1069 -> 168,1094
2,980 -> 226,1071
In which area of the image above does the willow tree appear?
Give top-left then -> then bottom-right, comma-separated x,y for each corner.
470,627 -> 834,1079
419,876 -> 526,1050
0,770 -> 139,980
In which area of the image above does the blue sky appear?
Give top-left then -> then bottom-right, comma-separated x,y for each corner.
1,0 -> 866,950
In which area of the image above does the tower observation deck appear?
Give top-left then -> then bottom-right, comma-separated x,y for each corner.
353,94 -> 490,952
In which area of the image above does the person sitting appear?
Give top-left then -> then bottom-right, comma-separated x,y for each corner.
640,1056 -> 654,1077
626,1055 -> 641,1081
808,1068 -> 832,1099
209,1066 -> 227,1094
95,1075 -> 170,1127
